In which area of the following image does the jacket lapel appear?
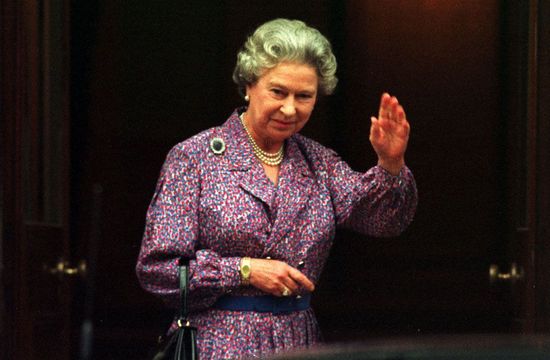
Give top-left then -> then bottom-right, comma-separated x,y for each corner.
237,166 -> 276,208
221,111 -> 276,208
266,136 -> 314,255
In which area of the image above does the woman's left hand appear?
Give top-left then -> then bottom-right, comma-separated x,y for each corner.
370,93 -> 411,175
248,258 -> 315,297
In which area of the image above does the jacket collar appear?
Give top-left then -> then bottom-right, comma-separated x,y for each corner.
220,108 -> 313,178
223,108 -> 255,171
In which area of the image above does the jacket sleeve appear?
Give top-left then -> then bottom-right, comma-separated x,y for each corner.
136,145 -> 241,310
325,150 -> 418,237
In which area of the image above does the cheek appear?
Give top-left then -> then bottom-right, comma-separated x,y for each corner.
294,117 -> 310,133
260,101 -> 281,117
298,106 -> 314,121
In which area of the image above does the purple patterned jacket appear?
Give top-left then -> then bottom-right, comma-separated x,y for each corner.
136,108 -> 417,358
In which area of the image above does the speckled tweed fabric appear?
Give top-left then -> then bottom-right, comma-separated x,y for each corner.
136,108 -> 418,359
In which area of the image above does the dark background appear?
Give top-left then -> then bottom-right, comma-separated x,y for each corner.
2,1 -> 550,359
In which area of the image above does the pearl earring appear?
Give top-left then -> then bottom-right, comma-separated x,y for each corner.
244,95 -> 250,102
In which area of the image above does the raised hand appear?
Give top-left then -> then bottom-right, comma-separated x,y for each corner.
370,93 -> 411,175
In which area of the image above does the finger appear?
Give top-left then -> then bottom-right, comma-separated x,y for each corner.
268,261 -> 301,295
392,104 -> 410,135
281,276 -> 300,294
388,96 -> 399,122
288,268 -> 315,292
396,105 -> 406,123
378,93 -> 391,119
380,92 -> 391,107
370,117 -> 382,142
402,119 -> 411,138
380,94 -> 401,123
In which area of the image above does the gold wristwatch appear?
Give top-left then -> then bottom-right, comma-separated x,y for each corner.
240,257 -> 251,286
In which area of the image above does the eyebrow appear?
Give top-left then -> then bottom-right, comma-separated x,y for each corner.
268,81 -> 317,94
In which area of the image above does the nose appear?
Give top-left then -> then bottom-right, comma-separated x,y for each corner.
280,97 -> 296,117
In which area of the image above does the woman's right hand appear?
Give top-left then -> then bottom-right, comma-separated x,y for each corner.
248,258 -> 315,297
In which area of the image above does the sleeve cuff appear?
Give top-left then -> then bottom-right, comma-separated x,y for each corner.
220,257 -> 242,289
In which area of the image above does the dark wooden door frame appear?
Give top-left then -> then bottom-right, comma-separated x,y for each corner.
513,0 -> 550,333
534,0 -> 550,332
1,1 -> 73,359
1,1 -> 30,357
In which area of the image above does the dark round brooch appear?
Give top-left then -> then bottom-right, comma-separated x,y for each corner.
210,137 -> 226,155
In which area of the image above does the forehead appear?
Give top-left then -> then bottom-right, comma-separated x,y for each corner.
259,62 -> 318,91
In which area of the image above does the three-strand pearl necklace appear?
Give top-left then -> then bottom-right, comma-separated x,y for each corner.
240,113 -> 284,166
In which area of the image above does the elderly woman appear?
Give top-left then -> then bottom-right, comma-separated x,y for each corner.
137,18 -> 417,359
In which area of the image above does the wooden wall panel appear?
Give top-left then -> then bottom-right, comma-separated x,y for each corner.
314,0 -> 512,339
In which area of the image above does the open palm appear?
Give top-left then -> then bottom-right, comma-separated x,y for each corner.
370,93 -> 410,175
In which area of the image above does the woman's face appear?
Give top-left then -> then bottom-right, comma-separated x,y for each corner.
244,62 -> 318,151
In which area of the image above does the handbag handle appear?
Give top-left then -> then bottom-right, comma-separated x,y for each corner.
153,258 -> 196,360
178,257 -> 190,321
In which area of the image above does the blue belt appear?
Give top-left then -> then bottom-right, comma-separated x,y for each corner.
213,294 -> 311,315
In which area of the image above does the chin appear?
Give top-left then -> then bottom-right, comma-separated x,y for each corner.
273,130 -> 296,141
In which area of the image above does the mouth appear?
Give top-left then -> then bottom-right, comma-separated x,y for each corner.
271,119 -> 295,127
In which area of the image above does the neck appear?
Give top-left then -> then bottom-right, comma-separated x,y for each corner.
259,138 -> 282,153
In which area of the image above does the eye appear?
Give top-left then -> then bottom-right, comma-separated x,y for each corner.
297,93 -> 314,100
270,88 -> 285,97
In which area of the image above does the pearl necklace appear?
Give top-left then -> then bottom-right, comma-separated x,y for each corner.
239,113 -> 284,166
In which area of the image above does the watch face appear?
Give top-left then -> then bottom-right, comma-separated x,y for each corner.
242,264 -> 251,276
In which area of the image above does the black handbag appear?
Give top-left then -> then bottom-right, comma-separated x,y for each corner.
153,258 -> 198,360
